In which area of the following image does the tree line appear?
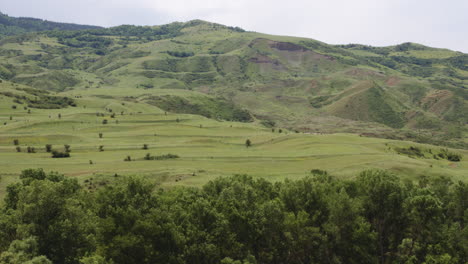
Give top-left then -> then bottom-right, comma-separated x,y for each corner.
0,169 -> 466,264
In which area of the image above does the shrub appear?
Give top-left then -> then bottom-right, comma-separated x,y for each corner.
99,133 -> 103,138
45,144 -> 52,153
142,144 -> 148,150
64,144 -> 71,153
124,156 -> 132,162
27,146 -> 36,153
15,146 -> 21,152
311,169 -> 328,176
13,139 -> 19,145
438,148 -> 463,162
245,139 -> 251,148
52,150 -> 70,158
102,119 -> 108,125
99,145 -> 104,152
143,153 -> 179,160
395,146 -> 424,158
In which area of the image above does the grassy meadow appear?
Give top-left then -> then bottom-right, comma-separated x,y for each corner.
0,83 -> 466,199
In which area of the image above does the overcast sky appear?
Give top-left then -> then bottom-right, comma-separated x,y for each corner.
2,0 -> 467,52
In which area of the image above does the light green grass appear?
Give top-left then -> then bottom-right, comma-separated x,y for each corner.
0,91 -> 466,199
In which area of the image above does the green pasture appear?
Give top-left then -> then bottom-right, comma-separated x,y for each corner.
0,91 -> 466,199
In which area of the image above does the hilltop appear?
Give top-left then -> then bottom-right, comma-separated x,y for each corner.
0,12 -> 102,38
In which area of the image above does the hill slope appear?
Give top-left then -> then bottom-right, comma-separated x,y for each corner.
0,18 -> 466,148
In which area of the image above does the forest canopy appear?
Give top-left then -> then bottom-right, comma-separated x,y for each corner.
0,169 -> 466,264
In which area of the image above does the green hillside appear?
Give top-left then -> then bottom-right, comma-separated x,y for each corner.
0,16 -> 466,190
0,18 -> 465,149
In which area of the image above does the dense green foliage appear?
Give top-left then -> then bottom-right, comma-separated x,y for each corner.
145,95 -> 253,122
0,88 -> 76,109
0,12 -> 101,38
0,169 -> 466,263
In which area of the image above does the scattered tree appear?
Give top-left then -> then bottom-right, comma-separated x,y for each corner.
64,144 -> 71,153
245,139 -> 252,148
142,144 -> 148,150
99,145 -> 104,152
45,144 -> 52,153
99,133 -> 103,139
13,139 -> 19,145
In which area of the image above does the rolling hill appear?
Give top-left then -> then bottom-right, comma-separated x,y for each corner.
0,17 -> 465,150
0,14 -> 467,191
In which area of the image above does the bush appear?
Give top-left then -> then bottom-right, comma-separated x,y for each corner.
64,144 -> 71,153
52,150 -> 70,158
27,146 -> 36,153
395,146 -> 424,158
438,148 -> 462,162
311,169 -> 328,176
45,144 -> 52,153
143,153 -> 179,160
13,139 -> 19,145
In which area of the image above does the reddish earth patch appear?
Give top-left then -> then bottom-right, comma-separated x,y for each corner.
268,41 -> 306,52
420,90 -> 453,115
249,55 -> 279,64
405,110 -> 422,120
385,76 -> 400,86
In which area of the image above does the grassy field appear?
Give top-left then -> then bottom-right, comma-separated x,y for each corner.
1,84 -> 467,199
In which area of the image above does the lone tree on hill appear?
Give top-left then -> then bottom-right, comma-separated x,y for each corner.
245,139 -> 252,148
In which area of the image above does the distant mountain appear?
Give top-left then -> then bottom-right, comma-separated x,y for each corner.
0,17 -> 466,148
0,11 -> 102,37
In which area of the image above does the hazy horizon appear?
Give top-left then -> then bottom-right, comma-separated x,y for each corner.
2,0 -> 468,53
